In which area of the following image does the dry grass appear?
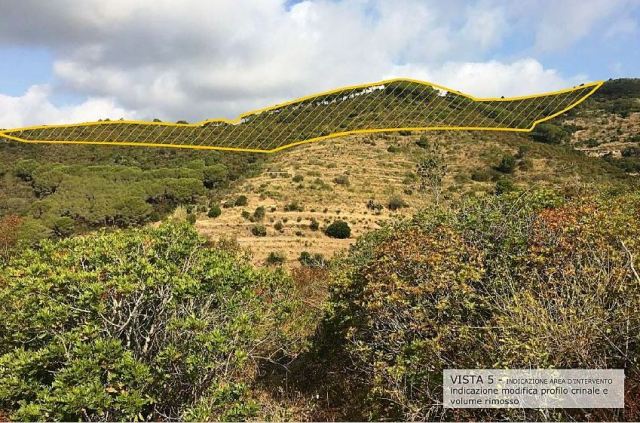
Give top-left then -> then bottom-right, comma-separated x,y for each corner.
191,130 -> 625,266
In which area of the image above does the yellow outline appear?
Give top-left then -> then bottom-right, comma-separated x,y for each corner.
0,78 -> 603,153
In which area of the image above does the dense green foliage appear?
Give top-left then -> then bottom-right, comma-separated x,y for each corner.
0,143 -> 262,242
325,220 -> 351,239
529,123 -> 570,144
0,223 -> 299,421
322,189 -> 640,420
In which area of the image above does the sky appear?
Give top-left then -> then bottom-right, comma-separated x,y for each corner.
0,0 -> 638,128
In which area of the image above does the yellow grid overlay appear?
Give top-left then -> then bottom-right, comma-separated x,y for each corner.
0,78 -> 603,154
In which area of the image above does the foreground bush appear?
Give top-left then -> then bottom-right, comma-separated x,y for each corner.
0,223 -> 299,421
324,189 -> 640,421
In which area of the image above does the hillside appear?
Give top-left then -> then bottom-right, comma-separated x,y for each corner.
1,79 -> 599,152
194,130 -> 631,266
563,78 -> 640,156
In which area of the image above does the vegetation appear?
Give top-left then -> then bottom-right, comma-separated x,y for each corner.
325,220 -> 351,239
265,250 -> 287,266
298,251 -> 327,268
207,204 -> 222,218
530,123 -> 570,144
321,188 -> 640,421
387,195 -> 408,211
0,143 -> 262,242
0,78 -> 638,421
251,224 -> 267,237
0,223 -> 300,421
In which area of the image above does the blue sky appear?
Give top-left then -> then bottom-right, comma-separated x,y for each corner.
0,0 -> 638,127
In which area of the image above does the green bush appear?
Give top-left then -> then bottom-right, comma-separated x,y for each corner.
496,154 -> 517,173
0,223 -> 298,421
251,224 -> 267,237
274,221 -> 284,232
234,195 -> 248,207
207,204 -> 222,218
265,251 -> 287,266
325,220 -> 351,239
415,136 -> 429,149
203,164 -> 228,189
495,176 -> 516,195
309,218 -> 320,231
51,216 -> 75,237
530,123 -> 569,144
292,174 -> 304,183
387,195 -> 408,211
253,206 -> 266,221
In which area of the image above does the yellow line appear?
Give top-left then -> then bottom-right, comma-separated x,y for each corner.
0,78 -> 603,153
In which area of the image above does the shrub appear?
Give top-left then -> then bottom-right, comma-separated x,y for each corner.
366,199 -> 383,212
495,176 -> 516,195
234,195 -> 248,207
387,195 -> 408,211
415,136 -> 429,149
530,123 -> 569,144
51,216 -> 75,237
622,146 -> 640,158
309,218 -> 320,231
274,221 -> 284,232
292,174 -> 304,183
387,145 -> 400,153
284,201 -> 303,212
496,154 -> 517,173
251,224 -> 267,237
323,190 -> 640,421
13,159 -> 38,181
207,204 -> 222,218
515,145 -> 530,159
186,213 -> 197,224
265,251 -> 286,266
253,206 -> 266,221
0,223 -> 299,421
325,220 -> 351,239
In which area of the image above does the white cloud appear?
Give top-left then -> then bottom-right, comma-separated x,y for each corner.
0,0 -> 633,126
0,85 -> 136,128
